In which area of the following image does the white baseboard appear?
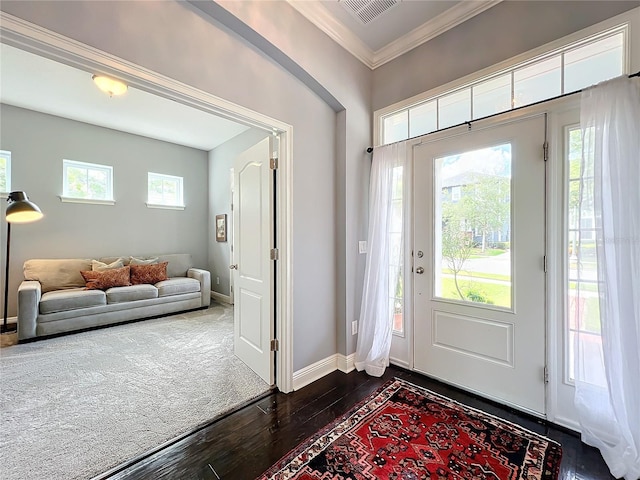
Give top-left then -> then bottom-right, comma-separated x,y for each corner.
210,291 -> 232,305
337,353 -> 355,373
293,352 -> 357,390
551,415 -> 581,434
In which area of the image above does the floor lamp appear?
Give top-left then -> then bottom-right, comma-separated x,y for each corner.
2,191 -> 43,339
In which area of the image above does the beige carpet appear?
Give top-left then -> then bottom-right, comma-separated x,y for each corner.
0,303 -> 269,480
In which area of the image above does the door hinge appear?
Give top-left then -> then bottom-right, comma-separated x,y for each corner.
270,157 -> 278,170
543,255 -> 547,273
270,338 -> 279,351
543,365 -> 549,384
543,141 -> 549,162
231,203 -> 234,211
270,248 -> 279,260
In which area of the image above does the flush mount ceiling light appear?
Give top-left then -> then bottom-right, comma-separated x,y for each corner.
92,74 -> 128,97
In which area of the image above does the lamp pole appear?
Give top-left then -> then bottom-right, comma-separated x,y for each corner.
2,221 -> 11,333
2,191 -> 43,343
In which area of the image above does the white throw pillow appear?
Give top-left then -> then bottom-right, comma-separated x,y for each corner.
129,256 -> 159,265
92,258 -> 124,272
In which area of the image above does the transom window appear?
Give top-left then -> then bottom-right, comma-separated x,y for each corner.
147,172 -> 184,209
62,159 -> 114,203
0,150 -> 11,194
380,26 -> 626,145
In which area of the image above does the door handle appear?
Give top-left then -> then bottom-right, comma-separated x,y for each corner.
415,267 -> 424,274
229,264 -> 238,270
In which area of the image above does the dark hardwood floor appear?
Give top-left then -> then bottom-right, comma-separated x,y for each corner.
102,366 -> 615,480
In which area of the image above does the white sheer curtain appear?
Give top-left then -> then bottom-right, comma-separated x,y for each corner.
355,142 -> 407,377
574,76 -> 640,479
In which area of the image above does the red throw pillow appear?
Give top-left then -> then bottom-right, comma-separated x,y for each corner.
130,262 -> 168,285
81,266 -> 131,290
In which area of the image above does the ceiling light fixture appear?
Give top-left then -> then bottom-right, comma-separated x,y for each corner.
92,74 -> 128,97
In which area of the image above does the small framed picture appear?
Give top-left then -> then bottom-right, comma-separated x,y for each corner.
216,214 -> 227,242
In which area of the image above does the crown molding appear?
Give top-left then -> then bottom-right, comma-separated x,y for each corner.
372,0 -> 503,68
288,0 -> 502,70
287,0 -> 374,67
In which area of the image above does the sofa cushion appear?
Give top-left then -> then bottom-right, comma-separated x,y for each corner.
130,262 -> 168,285
40,288 -> 106,314
156,277 -> 201,297
81,266 -> 131,290
24,259 -> 92,293
106,284 -> 158,304
91,258 -> 124,271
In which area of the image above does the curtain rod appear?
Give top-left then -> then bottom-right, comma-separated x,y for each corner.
366,71 -> 640,153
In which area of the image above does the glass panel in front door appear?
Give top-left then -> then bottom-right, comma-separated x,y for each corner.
434,143 -> 512,308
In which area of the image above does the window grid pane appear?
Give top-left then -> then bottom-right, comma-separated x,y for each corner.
63,160 -> 113,200
472,74 -> 512,119
148,173 -> 183,206
564,33 -> 624,92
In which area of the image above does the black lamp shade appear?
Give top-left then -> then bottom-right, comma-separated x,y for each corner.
6,191 -> 43,223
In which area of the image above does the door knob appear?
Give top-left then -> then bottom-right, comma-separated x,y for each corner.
416,266 -> 424,274
229,264 -> 238,270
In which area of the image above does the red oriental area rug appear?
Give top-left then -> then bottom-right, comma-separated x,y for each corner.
258,378 -> 562,480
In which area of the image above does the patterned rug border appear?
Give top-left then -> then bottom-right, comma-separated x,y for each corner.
258,377 -> 562,479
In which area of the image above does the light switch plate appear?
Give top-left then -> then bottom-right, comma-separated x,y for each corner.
358,241 -> 367,254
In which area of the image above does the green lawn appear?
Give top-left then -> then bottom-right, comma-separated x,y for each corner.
470,248 -> 506,258
441,277 -> 511,308
442,269 -> 510,282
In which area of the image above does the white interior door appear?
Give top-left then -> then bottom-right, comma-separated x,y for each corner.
413,115 -> 547,415
232,137 -> 274,385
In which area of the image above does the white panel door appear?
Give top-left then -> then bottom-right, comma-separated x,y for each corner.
232,137 -> 274,385
413,115 -> 547,415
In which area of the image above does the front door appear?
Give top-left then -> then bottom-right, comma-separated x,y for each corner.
232,137 -> 274,385
413,115 -> 547,415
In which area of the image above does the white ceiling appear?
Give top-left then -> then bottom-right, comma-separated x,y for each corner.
0,44 -> 250,151
288,0 -> 502,69
0,1 -> 503,143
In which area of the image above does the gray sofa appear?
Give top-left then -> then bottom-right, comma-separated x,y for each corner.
17,253 -> 211,341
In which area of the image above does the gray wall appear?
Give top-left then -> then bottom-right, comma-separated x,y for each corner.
214,1 -> 373,358
208,128 -> 270,297
0,0 -> 346,371
0,104 -> 209,317
373,1 -> 640,111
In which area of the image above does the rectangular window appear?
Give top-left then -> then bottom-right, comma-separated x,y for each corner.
147,172 -> 184,208
409,100 -> 437,138
435,143 -> 512,308
514,55 -> 562,107
564,33 -> 624,92
378,24 -> 628,146
566,126 -> 603,385
0,150 -> 11,194
390,166 -> 404,335
438,88 -> 471,129
472,74 -> 512,119
383,111 -> 408,145
63,159 -> 113,202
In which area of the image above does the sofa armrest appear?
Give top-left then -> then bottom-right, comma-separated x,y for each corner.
18,281 -> 41,340
188,268 -> 210,307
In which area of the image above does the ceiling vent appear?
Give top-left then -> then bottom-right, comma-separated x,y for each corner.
340,0 -> 399,25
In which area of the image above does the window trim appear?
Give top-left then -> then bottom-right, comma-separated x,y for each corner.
62,159 -> 114,205
0,150 -> 11,196
146,171 -> 185,210
374,8 -> 637,146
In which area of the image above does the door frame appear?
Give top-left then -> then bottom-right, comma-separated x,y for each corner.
1,13 -> 295,393
390,107 -> 556,415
